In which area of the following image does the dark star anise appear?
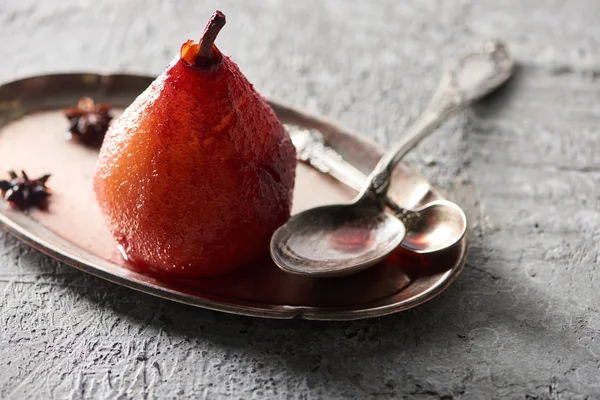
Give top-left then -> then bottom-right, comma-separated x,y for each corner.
63,97 -> 112,146
0,170 -> 52,211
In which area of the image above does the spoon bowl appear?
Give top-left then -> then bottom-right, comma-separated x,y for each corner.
400,200 -> 466,254
271,202 -> 406,277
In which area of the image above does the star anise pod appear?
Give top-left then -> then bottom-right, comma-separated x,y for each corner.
63,97 -> 112,146
0,170 -> 52,211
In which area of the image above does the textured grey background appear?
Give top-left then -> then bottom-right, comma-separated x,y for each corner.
1,0 -> 600,399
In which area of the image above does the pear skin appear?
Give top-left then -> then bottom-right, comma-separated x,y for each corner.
94,11 -> 296,276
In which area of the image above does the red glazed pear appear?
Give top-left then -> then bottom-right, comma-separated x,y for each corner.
93,11 -> 296,276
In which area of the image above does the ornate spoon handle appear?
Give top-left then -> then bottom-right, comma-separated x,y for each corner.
361,40 -> 514,205
289,128 -> 413,219
291,128 -> 366,192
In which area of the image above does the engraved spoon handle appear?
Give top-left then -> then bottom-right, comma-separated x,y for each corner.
361,40 -> 514,204
290,129 -> 408,216
292,129 -> 366,192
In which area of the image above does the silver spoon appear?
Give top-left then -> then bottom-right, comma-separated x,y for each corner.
272,40 -> 514,277
289,127 -> 467,254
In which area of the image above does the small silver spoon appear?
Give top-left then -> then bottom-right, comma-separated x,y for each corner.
272,40 -> 514,277
289,128 -> 467,254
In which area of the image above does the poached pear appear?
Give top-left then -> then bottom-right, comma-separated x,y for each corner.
94,11 -> 296,276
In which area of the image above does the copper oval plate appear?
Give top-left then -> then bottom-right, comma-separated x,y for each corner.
0,73 -> 467,320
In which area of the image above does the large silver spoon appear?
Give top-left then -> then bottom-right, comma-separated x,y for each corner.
271,40 -> 514,277
289,128 -> 467,254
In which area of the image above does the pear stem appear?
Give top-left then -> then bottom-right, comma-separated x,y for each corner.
196,10 -> 226,66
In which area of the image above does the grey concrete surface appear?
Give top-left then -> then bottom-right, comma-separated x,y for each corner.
1,0 -> 600,398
